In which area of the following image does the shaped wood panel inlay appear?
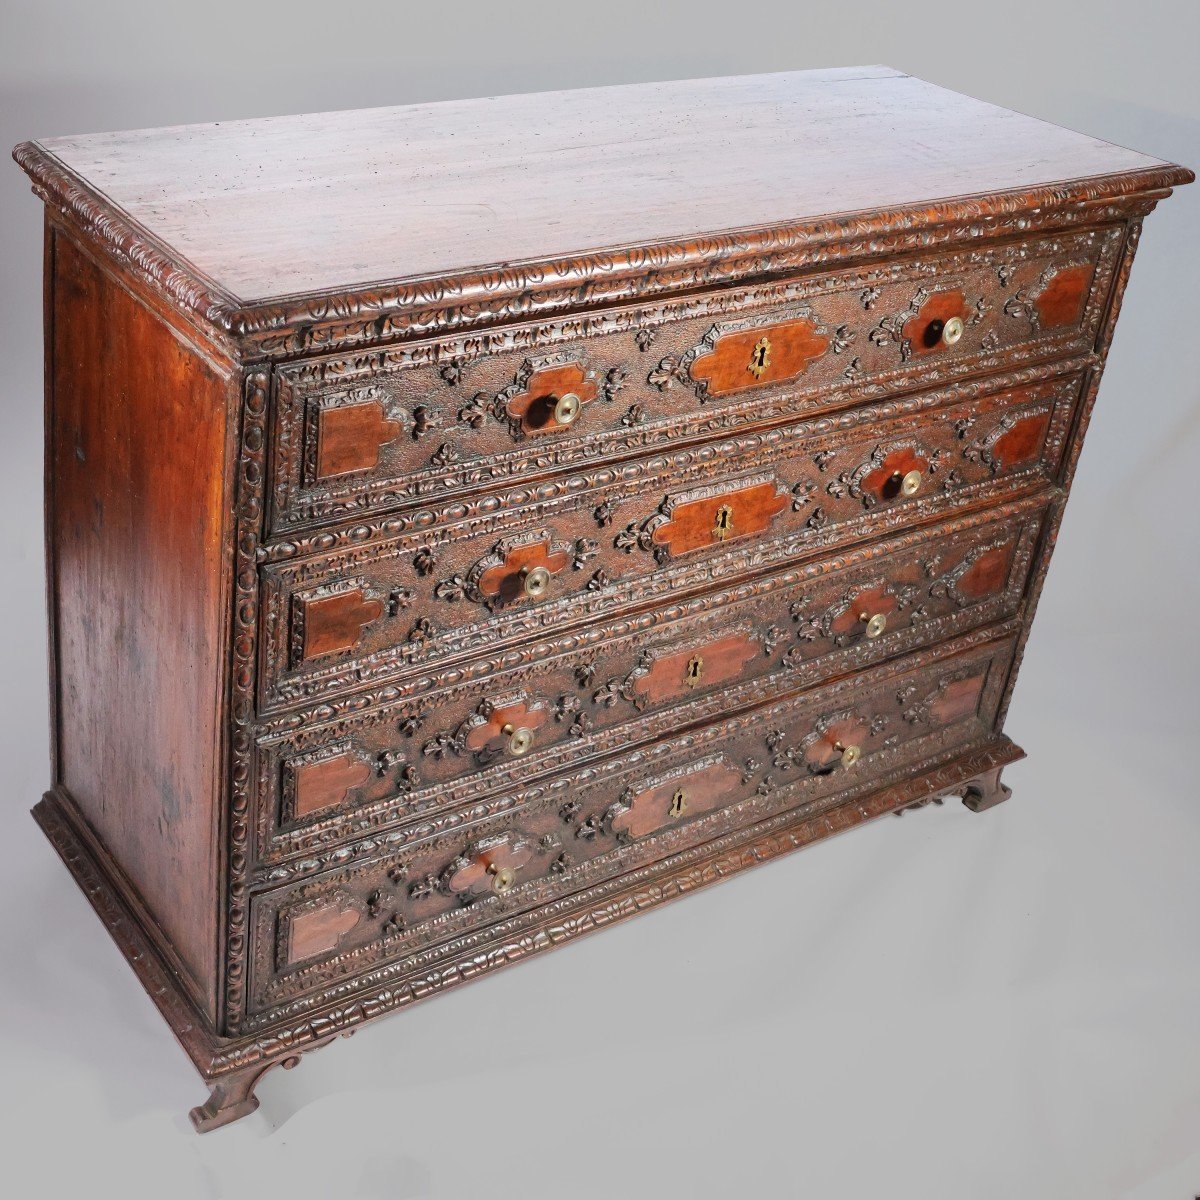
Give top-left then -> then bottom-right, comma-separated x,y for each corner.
687,316 -> 830,396
902,288 -> 969,356
472,535 -> 572,606
462,697 -> 550,757
289,749 -> 372,820
295,588 -> 384,661
626,632 -> 760,706
499,357 -> 599,434
949,542 -> 1017,602
1032,264 -> 1093,329
607,757 -> 744,841
444,834 -> 536,897
648,478 -> 790,557
279,893 -> 362,967
965,410 -> 1052,474
927,673 -> 986,725
314,400 -> 401,479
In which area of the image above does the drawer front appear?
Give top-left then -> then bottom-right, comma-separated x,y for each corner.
258,371 -> 1080,713
253,497 -> 1048,865
247,629 -> 1017,1018
268,226 -> 1120,533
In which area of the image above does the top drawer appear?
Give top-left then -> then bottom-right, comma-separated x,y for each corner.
268,226 -> 1122,536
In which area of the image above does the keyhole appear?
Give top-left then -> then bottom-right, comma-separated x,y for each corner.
748,335 -> 772,379
713,505 -> 734,540
669,789 -> 687,819
685,655 -> 704,688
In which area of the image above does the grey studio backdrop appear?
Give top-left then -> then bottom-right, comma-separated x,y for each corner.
1,2 -> 1197,1197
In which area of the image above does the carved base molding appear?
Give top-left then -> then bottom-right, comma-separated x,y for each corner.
32,736 -> 1023,1130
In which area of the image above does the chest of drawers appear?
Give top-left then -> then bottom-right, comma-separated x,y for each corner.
14,66 -> 1190,1131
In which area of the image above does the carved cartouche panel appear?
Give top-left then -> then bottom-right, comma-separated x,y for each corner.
257,375 -> 1078,713
248,631 -> 1017,1015
251,498 -> 1045,866
313,397 -> 402,480
267,228 -> 1120,534
684,313 -> 831,396
607,756 -> 745,840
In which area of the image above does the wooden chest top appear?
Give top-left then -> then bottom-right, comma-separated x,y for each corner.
14,66 -> 1189,349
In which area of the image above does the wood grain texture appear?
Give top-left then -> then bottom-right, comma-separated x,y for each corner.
14,69 -> 1191,1130
48,229 -> 236,1021
17,68 -> 1186,305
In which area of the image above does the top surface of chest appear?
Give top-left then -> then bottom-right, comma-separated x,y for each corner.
16,66 -> 1185,310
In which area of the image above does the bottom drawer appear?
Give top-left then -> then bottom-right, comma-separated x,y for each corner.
247,626 -> 1017,1021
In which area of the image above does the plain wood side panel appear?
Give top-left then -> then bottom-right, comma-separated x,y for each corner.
49,232 -> 235,1022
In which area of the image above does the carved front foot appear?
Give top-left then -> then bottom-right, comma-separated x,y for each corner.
190,1061 -> 278,1132
189,1032 -> 343,1133
960,765 -> 1012,813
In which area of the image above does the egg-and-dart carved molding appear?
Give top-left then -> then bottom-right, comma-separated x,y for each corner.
17,141 -> 1179,358
303,502 -> 1028,851
249,502 -> 1046,869
247,632 -> 1015,1012
254,490 -> 1048,747
249,618 -> 1025,895
266,230 -> 1120,535
210,223 -> 1140,1032
34,728 -> 1025,1075
263,357 -> 1088,563
256,382 -> 1076,714
995,220 -> 1143,736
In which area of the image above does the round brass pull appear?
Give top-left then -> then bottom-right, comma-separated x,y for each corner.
553,392 -> 582,425
488,864 -> 516,894
893,468 -> 923,497
862,612 -> 887,639
501,723 -> 534,757
834,741 -> 862,768
522,566 -> 551,598
941,316 -> 965,346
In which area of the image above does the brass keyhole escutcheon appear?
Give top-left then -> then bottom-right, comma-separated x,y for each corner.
748,335 -> 772,379
685,655 -> 704,688
834,741 -> 862,768
522,565 -> 551,598
502,723 -> 534,756
862,612 -> 887,639
713,504 -> 735,541
941,316 -> 965,346
669,788 -> 687,819
553,392 -> 581,425
893,469 -> 923,497
488,864 -> 516,894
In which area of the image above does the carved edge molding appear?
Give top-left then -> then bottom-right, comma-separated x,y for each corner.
224,370 -> 272,1030
31,736 -> 1023,1082
14,139 -> 1186,356
261,360 -> 1085,563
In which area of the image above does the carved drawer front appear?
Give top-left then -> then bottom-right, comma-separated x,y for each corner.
252,497 -> 1048,865
267,226 -> 1119,534
246,630 -> 1017,1019
258,370 -> 1080,714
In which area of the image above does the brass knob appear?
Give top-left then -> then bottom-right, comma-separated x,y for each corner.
941,316 -> 965,346
522,566 -> 551,598
894,469 -> 923,497
834,741 -> 862,768
501,723 -> 534,757
862,612 -> 887,639
488,864 -> 516,894
553,392 -> 582,425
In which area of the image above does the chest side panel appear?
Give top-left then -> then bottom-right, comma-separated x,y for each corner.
47,226 -> 237,1023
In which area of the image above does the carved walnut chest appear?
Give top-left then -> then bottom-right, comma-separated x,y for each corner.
13,67 -> 1191,1130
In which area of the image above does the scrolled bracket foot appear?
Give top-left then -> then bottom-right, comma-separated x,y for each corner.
960,765 -> 1012,813
189,1061 -> 275,1133
189,1032 -> 344,1132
